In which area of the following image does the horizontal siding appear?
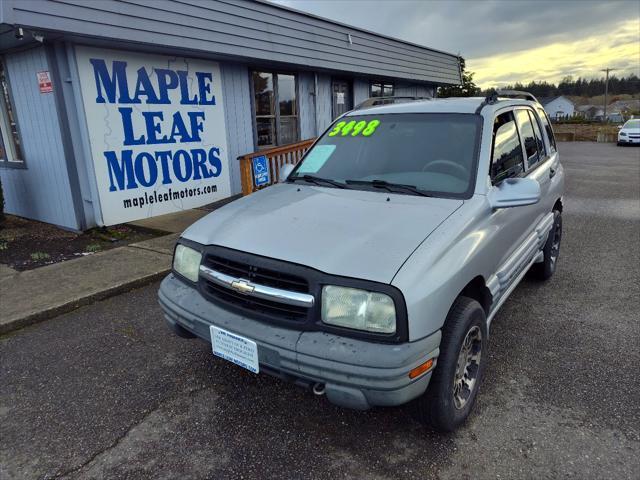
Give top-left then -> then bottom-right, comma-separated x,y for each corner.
0,46 -> 78,229
220,62 -> 254,195
8,0 -> 461,84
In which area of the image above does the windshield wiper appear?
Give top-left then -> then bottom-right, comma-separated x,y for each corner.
290,174 -> 348,189
345,179 -> 433,197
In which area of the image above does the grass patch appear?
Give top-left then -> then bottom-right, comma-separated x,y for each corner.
85,243 -> 102,253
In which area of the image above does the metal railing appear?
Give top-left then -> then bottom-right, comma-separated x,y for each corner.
237,138 -> 316,195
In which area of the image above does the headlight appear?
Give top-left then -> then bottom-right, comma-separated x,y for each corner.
173,244 -> 202,282
321,285 -> 396,334
620,131 -> 627,136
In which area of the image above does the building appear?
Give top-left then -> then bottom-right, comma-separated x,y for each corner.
539,96 -> 575,120
0,0 -> 461,230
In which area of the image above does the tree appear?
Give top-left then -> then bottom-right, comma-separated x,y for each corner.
437,57 -> 481,97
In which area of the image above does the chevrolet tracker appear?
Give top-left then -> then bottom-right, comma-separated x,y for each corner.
158,91 -> 565,431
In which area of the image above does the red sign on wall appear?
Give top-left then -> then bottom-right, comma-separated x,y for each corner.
37,71 -> 53,93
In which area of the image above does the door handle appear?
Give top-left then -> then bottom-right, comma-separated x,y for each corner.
549,167 -> 556,178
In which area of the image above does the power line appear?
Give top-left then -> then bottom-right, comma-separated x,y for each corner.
601,68 -> 616,119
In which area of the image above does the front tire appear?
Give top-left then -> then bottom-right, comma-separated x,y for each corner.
530,210 -> 562,280
413,296 -> 487,432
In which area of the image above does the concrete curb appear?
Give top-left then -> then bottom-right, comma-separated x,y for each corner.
0,269 -> 170,336
0,233 -> 180,335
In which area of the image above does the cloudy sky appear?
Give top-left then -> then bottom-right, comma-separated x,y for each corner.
271,0 -> 640,88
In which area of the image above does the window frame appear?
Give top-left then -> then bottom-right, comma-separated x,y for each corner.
370,81 -> 395,98
249,70 -> 300,149
513,107 -> 543,171
490,109 -> 526,185
525,109 -> 547,170
534,106 -> 557,153
0,57 -> 26,169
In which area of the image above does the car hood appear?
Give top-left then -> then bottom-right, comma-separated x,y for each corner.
182,183 -> 463,283
620,127 -> 640,134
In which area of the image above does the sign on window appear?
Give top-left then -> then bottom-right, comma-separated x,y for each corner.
37,71 -> 53,93
74,46 -> 231,225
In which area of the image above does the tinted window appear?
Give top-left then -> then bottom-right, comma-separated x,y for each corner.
515,109 -> 540,167
527,110 -> 546,167
293,113 -> 481,197
535,106 -> 556,152
370,82 -> 394,97
491,112 -> 525,184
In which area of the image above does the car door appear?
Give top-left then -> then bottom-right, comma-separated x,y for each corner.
487,109 -> 542,302
534,106 -> 562,213
514,108 -> 552,223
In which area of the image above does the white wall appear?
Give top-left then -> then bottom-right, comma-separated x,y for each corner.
545,97 -> 575,119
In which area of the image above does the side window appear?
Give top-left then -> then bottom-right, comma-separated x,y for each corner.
527,110 -> 546,166
514,109 -> 540,168
536,106 -> 557,152
491,111 -> 525,184
0,59 -> 25,167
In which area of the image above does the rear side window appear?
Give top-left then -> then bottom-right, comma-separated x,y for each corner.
514,109 -> 541,168
491,111 -> 525,184
535,106 -> 557,152
527,110 -> 546,166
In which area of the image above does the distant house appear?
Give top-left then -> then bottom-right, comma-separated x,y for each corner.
608,99 -> 640,117
539,96 -> 575,119
576,105 -> 603,120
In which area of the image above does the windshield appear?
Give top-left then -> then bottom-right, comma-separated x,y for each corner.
623,119 -> 640,129
290,113 -> 481,197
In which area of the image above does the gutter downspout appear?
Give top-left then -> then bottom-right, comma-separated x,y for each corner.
314,72 -> 319,136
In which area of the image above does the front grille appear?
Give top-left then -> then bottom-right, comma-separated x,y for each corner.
201,254 -> 310,321
205,255 -> 309,293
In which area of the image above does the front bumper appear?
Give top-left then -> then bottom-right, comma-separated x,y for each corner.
618,136 -> 640,144
158,274 -> 440,410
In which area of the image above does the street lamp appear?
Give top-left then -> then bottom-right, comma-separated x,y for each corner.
601,68 -> 616,121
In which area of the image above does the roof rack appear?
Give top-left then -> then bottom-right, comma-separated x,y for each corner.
354,96 -> 431,110
495,90 -> 539,103
475,89 -> 539,114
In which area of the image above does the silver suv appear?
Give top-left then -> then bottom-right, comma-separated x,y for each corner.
159,92 -> 564,431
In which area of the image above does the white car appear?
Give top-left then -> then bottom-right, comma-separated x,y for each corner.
617,119 -> 640,145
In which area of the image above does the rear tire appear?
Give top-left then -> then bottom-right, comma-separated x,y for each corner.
413,296 -> 487,432
530,210 -> 562,281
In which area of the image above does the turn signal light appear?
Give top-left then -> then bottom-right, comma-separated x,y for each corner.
409,358 -> 434,379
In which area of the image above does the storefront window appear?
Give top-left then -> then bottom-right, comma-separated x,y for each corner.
0,59 -> 24,166
252,71 -> 299,148
370,82 -> 394,98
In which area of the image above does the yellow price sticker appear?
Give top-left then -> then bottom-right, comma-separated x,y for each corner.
327,119 -> 380,137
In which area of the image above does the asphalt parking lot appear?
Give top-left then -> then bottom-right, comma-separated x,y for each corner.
1,142 -> 639,480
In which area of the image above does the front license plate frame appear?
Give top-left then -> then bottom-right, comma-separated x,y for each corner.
209,326 -> 259,374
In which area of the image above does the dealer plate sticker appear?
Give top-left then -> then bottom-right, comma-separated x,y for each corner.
210,326 -> 259,374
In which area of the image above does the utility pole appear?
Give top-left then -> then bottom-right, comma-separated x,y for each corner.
601,68 -> 616,120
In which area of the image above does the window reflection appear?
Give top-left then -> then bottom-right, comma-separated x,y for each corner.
252,71 -> 298,147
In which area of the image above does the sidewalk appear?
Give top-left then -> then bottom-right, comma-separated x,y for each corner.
0,207 -> 214,335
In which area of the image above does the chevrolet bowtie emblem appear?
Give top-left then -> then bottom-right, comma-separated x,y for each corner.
230,279 -> 255,294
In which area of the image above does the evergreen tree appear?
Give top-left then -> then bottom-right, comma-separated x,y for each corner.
438,57 -> 481,97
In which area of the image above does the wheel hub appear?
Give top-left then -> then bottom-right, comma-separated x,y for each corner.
453,325 -> 482,410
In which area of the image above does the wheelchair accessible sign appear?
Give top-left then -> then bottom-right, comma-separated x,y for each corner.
252,155 -> 270,187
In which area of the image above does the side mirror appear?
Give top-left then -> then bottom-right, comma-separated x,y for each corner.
617,125 -> 623,130
488,177 -> 541,209
279,163 -> 295,183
